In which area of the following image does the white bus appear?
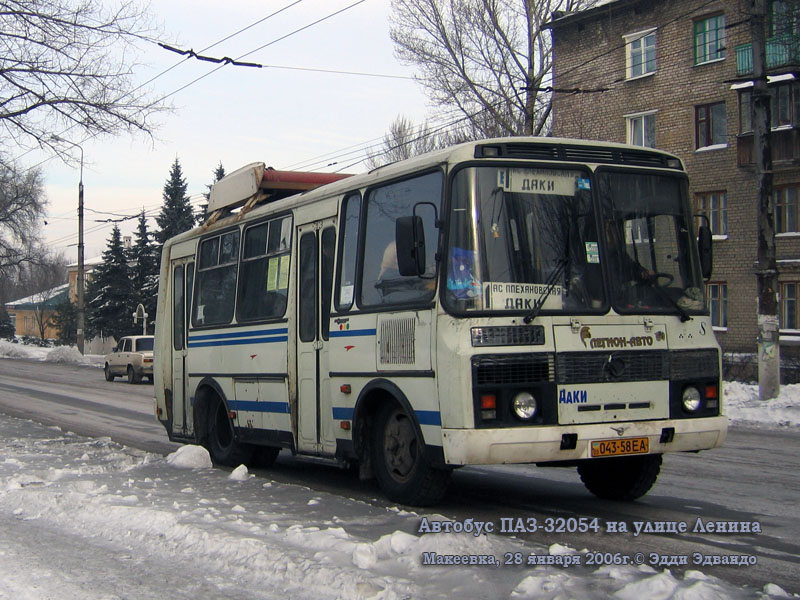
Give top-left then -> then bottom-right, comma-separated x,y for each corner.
154,137 -> 727,506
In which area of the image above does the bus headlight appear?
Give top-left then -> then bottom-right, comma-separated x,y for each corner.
682,386 -> 702,412
512,392 -> 537,421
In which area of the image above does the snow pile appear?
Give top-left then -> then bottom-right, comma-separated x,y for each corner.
44,346 -> 85,363
724,382 -> 800,428
228,464 -> 250,481
166,445 -> 212,469
0,415 -> 789,600
0,340 -> 38,359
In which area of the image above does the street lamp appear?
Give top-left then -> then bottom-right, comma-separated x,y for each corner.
52,136 -> 85,354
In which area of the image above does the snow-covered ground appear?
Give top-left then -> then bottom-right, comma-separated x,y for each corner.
0,415 -> 792,600
0,340 -> 798,598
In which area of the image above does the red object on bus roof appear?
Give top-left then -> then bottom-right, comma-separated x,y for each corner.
261,168 -> 352,191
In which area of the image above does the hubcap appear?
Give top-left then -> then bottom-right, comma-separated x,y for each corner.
383,411 -> 417,482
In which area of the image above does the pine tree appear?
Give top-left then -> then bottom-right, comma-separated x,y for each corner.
128,211 -> 159,331
0,307 -> 15,339
199,161 -> 226,222
50,297 -> 77,345
155,158 -> 196,248
86,225 -> 134,341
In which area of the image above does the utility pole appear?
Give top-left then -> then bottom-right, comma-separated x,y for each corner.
52,135 -> 86,354
751,0 -> 779,400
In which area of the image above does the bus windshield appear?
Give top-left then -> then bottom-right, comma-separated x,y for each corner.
444,165 -> 706,318
596,169 -> 706,316
445,165 -> 604,313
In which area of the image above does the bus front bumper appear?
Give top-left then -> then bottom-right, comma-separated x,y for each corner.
440,416 -> 728,465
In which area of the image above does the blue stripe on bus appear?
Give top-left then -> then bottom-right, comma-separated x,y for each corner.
189,328 -> 288,342
332,407 -> 354,420
331,407 -> 441,426
416,410 -> 442,426
229,400 -> 290,414
188,336 -> 288,348
329,328 -> 377,338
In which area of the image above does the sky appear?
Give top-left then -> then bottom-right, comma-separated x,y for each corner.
31,0 -> 432,261
0,343 -> 797,599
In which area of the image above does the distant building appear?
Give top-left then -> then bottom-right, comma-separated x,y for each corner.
4,283 -> 69,339
548,0 -> 800,363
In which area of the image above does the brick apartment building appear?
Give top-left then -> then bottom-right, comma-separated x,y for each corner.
548,0 -> 800,363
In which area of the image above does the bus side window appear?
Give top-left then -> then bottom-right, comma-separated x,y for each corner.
360,171 -> 442,307
194,229 -> 239,326
237,216 -> 292,322
321,226 -> 336,340
173,265 -> 184,350
335,193 -> 360,311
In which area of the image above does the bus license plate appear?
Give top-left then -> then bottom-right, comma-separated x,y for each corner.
591,437 -> 649,458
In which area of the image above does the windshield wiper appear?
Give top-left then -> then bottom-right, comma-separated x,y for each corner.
523,257 -> 568,324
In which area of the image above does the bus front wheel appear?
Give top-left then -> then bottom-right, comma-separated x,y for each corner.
206,395 -> 253,467
577,454 -> 662,501
371,403 -> 449,506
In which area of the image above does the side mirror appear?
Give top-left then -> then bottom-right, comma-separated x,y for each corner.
396,216 -> 426,276
698,224 -> 713,279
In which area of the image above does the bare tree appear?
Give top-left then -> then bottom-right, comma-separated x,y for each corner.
15,252 -> 67,342
0,159 -> 45,272
0,0 -> 166,157
365,115 -> 463,169
390,0 -> 596,138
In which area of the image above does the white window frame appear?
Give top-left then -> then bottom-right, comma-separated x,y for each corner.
624,28 -> 657,80
696,191 -> 728,237
624,110 -> 657,148
707,282 -> 728,330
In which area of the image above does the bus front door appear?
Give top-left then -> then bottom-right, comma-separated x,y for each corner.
296,221 -> 336,455
170,258 -> 194,438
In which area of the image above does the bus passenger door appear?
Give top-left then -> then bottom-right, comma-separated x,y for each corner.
296,220 -> 337,455
170,259 -> 194,437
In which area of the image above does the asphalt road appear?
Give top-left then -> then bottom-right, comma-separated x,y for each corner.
0,356 -> 797,594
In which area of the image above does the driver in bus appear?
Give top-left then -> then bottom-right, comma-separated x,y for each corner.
604,220 -> 652,285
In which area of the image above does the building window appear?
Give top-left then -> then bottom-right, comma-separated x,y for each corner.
694,14 -> 726,65
781,282 -> 799,329
696,192 -> 728,235
707,283 -> 728,328
771,1 -> 800,36
775,184 -> 800,233
739,82 -> 800,132
695,102 -> 727,148
626,111 -> 656,147
739,91 -> 752,133
625,29 -> 656,79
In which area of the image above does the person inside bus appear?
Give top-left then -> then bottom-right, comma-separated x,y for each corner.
376,239 -> 436,297
605,220 -> 652,285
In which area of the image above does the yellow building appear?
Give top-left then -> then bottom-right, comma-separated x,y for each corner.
4,283 -> 70,340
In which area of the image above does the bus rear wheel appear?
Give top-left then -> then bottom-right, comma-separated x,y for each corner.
371,403 -> 449,506
206,395 -> 253,467
577,454 -> 662,501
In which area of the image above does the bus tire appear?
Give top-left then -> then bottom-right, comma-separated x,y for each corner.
249,445 -> 280,468
577,454 -> 662,501
371,403 -> 449,506
206,395 -> 253,467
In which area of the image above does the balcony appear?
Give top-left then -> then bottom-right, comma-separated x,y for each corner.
737,127 -> 800,168
736,34 -> 800,75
